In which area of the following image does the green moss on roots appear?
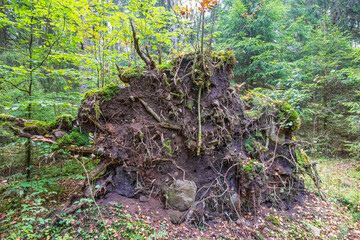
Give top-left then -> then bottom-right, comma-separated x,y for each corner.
242,90 -> 301,132
212,50 -> 237,66
49,114 -> 73,130
24,120 -> 51,135
277,101 -> 301,131
57,127 -> 89,146
121,66 -> 146,79
82,82 -> 120,103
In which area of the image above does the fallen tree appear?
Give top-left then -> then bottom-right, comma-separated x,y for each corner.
0,51 -> 321,225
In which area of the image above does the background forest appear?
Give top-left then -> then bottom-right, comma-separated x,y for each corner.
0,0 -> 359,239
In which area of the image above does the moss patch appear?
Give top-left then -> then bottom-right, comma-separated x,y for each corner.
242,90 -> 301,131
212,50 -> 237,66
121,66 -> 145,80
49,114 -> 73,130
24,120 -> 51,135
99,82 -> 120,101
175,50 -> 236,67
94,100 -> 102,120
23,114 -> 74,135
242,159 -> 264,179
57,127 -> 89,146
82,82 -> 120,103
278,101 -> 301,131
0,114 -> 14,122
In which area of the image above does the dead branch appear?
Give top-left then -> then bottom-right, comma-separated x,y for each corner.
129,19 -> 156,69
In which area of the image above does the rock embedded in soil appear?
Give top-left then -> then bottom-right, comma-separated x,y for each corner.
139,195 -> 148,202
53,130 -> 67,139
167,180 -> 197,211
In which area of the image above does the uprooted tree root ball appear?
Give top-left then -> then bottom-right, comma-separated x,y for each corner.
72,51 -> 320,225
0,51 -> 320,227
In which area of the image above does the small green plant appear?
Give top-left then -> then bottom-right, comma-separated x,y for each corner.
57,128 -> 89,146
242,159 -> 264,178
163,139 -> 172,157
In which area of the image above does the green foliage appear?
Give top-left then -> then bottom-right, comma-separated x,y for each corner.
157,61 -> 174,71
241,158 -> 264,178
57,128 -> 89,146
162,139 -> 172,157
0,156 -> 163,239
278,101 -> 301,131
304,157 -> 360,222
296,149 -> 311,169
217,0 -> 360,155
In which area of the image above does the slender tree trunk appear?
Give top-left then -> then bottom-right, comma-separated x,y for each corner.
26,16 -> 34,181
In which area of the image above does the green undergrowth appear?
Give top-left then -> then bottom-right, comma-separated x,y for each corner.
0,156 -> 164,239
56,127 -> 89,147
304,157 -> 360,222
81,82 -> 119,103
157,61 -> 174,71
242,89 -> 301,131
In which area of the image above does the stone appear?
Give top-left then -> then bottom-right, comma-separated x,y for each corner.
230,193 -> 240,209
139,195 -> 148,202
53,130 -> 67,139
305,223 -> 321,236
266,124 -> 285,145
167,179 -> 197,211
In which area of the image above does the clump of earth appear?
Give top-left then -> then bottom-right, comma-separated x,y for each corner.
72,51 -> 315,224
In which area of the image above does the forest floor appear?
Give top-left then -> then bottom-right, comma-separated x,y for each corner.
0,157 -> 359,239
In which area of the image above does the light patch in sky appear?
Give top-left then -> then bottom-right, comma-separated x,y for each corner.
177,0 -> 200,8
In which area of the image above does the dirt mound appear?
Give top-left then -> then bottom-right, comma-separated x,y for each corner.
77,51 -> 313,224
